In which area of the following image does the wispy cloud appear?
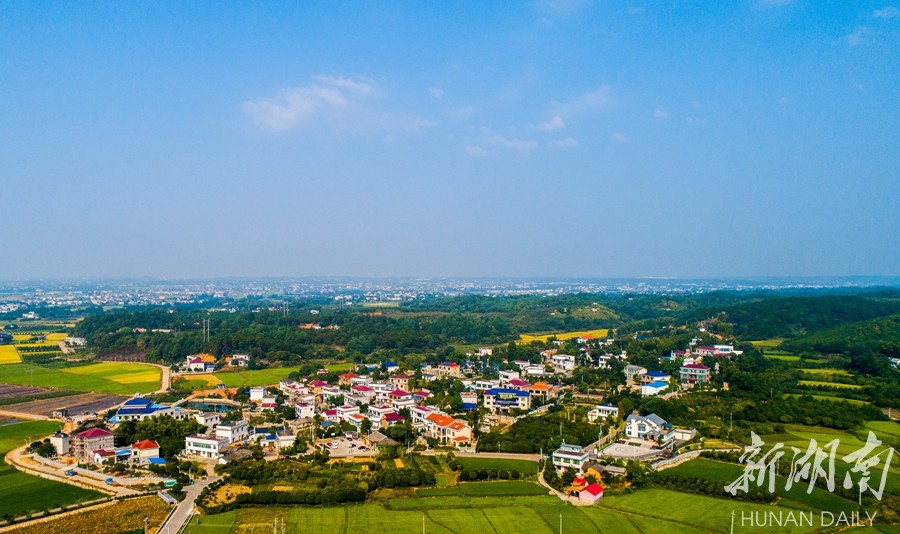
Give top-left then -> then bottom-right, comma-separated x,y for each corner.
551,86 -> 613,117
529,115 -> 566,131
475,128 -> 538,152
429,87 -> 445,98
757,0 -> 792,6
654,106 -> 669,120
548,137 -> 580,149
611,132 -> 628,143
627,6 -> 645,15
845,25 -> 869,45
465,145 -> 489,157
244,75 -> 432,135
874,5 -> 900,18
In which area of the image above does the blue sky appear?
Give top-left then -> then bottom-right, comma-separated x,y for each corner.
1,1 -> 898,279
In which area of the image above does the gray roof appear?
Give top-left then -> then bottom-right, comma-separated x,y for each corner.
367,431 -> 399,446
625,412 -> 668,427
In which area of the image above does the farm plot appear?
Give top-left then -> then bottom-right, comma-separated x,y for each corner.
7,392 -> 126,417
599,488 -> 823,534
0,345 -> 21,364
8,496 -> 170,534
0,420 -> 103,519
457,456 -> 540,475
417,481 -> 547,497
519,328 -> 609,343
207,366 -> 303,388
0,362 -> 161,395
798,380 -> 863,389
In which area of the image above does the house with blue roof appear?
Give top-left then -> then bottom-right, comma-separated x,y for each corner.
641,380 -> 669,397
109,396 -> 188,423
483,388 -> 531,413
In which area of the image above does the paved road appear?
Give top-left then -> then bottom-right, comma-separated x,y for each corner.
159,475 -> 221,534
5,445 -> 139,497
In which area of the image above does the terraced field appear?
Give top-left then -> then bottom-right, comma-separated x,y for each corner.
185,489 -> 831,533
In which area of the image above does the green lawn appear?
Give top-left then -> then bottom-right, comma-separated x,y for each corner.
184,510 -> 237,533
0,420 -> 103,518
457,456 -> 539,475
0,362 -> 160,394
765,354 -> 802,362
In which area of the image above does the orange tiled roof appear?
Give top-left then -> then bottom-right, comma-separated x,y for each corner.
530,381 -> 552,390
132,439 -> 159,450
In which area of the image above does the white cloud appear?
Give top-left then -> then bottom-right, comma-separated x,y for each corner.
654,106 -> 669,120
551,86 -> 613,117
874,5 -> 900,18
465,145 -> 489,157
314,75 -> 375,95
429,87 -> 445,98
530,115 -> 566,131
478,128 -> 538,151
244,75 -> 431,134
548,137 -> 580,148
611,132 -> 628,143
845,26 -> 869,45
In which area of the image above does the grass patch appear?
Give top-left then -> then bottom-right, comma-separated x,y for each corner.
457,456 -> 539,475
750,338 -> 785,348
0,420 -> 103,518
417,481 -> 547,497
800,368 -> 852,376
185,510 -> 238,533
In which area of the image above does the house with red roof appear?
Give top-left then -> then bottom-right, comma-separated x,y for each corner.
72,427 -> 114,462
338,372 -> 359,386
579,483 -> 604,504
680,363 -> 711,385
424,412 -> 472,446
131,439 -> 161,464
436,362 -> 462,378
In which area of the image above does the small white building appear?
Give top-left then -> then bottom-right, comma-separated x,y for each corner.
249,386 -> 266,402
185,435 -> 227,459
195,412 -> 223,431
216,420 -> 250,444
551,442 -> 590,472
498,370 -> 520,384
587,404 -> 618,423
641,381 -> 668,397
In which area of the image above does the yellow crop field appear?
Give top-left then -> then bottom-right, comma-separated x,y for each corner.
65,362 -> 162,390
0,345 -> 22,364
186,373 -> 223,386
12,334 -> 32,341
45,333 -> 67,341
519,328 -> 610,343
